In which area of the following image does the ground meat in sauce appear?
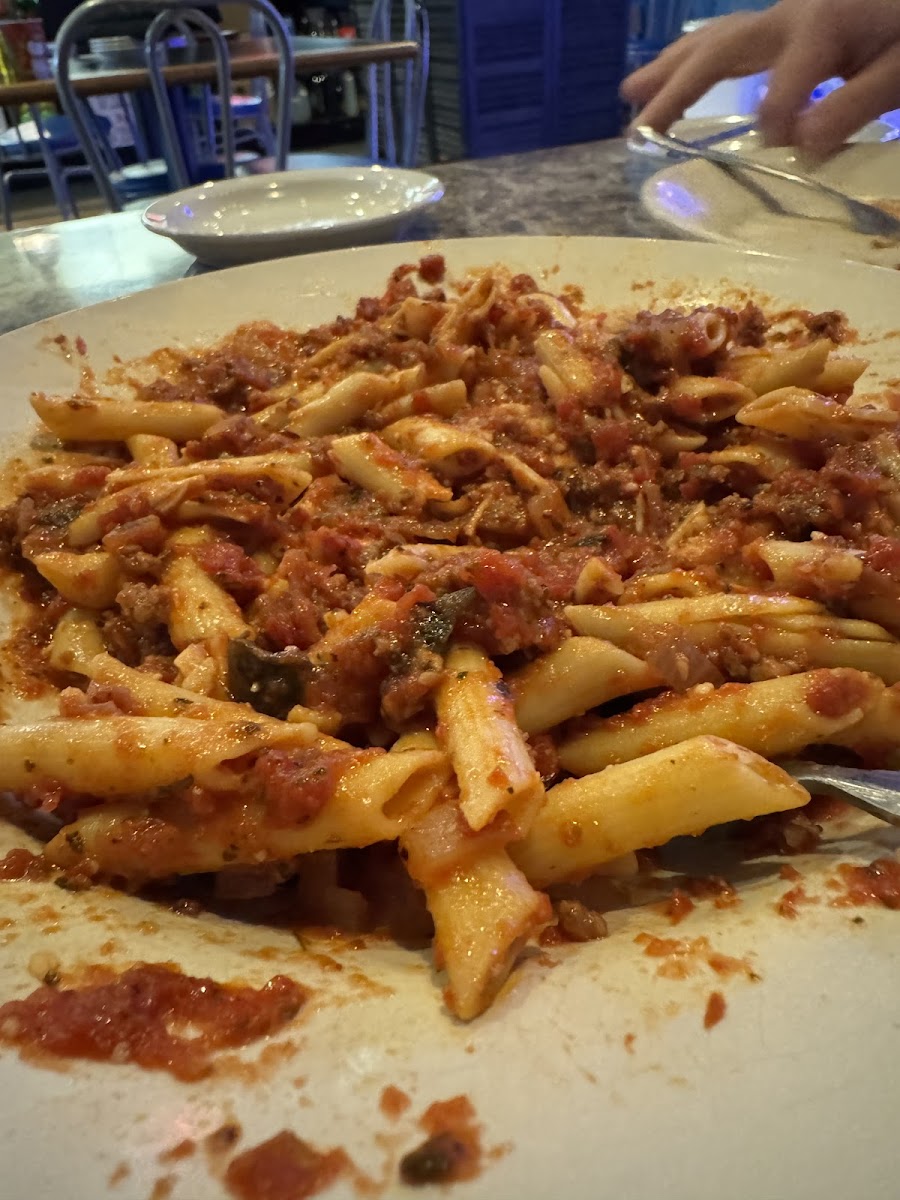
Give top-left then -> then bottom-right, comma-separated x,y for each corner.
805,671 -> 871,718
0,964 -> 306,1080
554,899 -> 609,942
252,745 -> 364,824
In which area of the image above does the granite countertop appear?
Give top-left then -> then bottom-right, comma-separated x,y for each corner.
0,139 -> 667,335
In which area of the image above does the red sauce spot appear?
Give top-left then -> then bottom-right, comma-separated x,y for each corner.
704,951 -> 743,978
0,849 -> 49,881
400,1095 -> 483,1185
159,1139 -> 196,1163
149,1177 -> 175,1200
205,1123 -> 243,1156
108,1162 -> 130,1187
829,858 -> 900,909
0,964 -> 306,1081
703,991 -> 726,1030
635,934 -> 757,981
224,1130 -> 349,1200
661,888 -> 695,925
623,1032 -> 636,1054
805,670 -> 870,719
776,885 -> 817,919
380,1084 -> 412,1120
779,864 -> 802,882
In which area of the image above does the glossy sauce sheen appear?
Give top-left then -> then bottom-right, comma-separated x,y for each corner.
0,963 -> 307,1080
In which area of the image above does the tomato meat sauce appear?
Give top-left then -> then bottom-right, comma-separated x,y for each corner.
0,963 -> 307,1080
224,1131 -> 350,1200
829,858 -> 900,909
400,1095 -> 483,1186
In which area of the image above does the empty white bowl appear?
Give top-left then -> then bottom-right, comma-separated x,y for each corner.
141,166 -> 444,267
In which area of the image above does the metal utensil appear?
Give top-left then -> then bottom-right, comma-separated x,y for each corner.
634,124 -> 900,240
783,762 -> 900,827
692,119 -> 757,148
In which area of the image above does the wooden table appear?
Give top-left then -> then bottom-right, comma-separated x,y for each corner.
0,36 -> 419,106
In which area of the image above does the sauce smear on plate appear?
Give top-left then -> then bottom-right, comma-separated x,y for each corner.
0,962 -> 306,1080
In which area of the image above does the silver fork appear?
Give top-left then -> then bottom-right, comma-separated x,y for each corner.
634,125 -> 900,240
783,762 -> 900,827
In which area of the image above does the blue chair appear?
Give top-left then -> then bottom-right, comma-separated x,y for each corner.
0,107 -> 93,227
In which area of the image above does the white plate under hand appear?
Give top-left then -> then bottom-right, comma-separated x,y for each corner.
641,140 -> 900,267
141,166 -> 444,266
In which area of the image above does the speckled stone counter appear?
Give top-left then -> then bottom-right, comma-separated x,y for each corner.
1,139 -> 666,335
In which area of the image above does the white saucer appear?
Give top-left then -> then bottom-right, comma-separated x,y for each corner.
141,166 -> 444,266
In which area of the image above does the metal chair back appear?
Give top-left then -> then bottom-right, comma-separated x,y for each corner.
53,0 -> 293,210
365,0 -> 429,167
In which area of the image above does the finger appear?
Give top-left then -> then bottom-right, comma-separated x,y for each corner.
620,36 -> 695,105
633,20 -> 775,133
757,13 -> 842,146
796,48 -> 900,157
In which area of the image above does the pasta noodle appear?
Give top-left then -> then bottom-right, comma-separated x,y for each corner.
2,256 -> 899,1020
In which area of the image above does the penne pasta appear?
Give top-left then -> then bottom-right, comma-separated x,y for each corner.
48,610 -> 105,673
511,737 -> 809,887
380,415 -> 495,478
437,645 -> 544,832
328,432 -> 452,507
102,450 -> 313,498
565,594 -> 822,642
125,433 -> 179,467
283,366 -> 426,437
164,554 -> 251,649
663,375 -> 755,424
30,549 -> 122,609
46,746 -> 449,880
730,339 -> 832,395
0,716 -> 304,793
737,386 -> 897,440
32,393 -> 223,441
558,669 -> 882,774
510,637 -> 661,734
424,847 -> 552,1020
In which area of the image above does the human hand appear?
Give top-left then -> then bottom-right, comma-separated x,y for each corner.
621,0 -> 900,158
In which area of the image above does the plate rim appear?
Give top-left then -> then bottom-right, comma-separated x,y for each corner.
13,233 -> 900,343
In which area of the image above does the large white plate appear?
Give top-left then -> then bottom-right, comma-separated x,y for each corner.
2,237 -> 899,1200
641,141 -> 900,267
